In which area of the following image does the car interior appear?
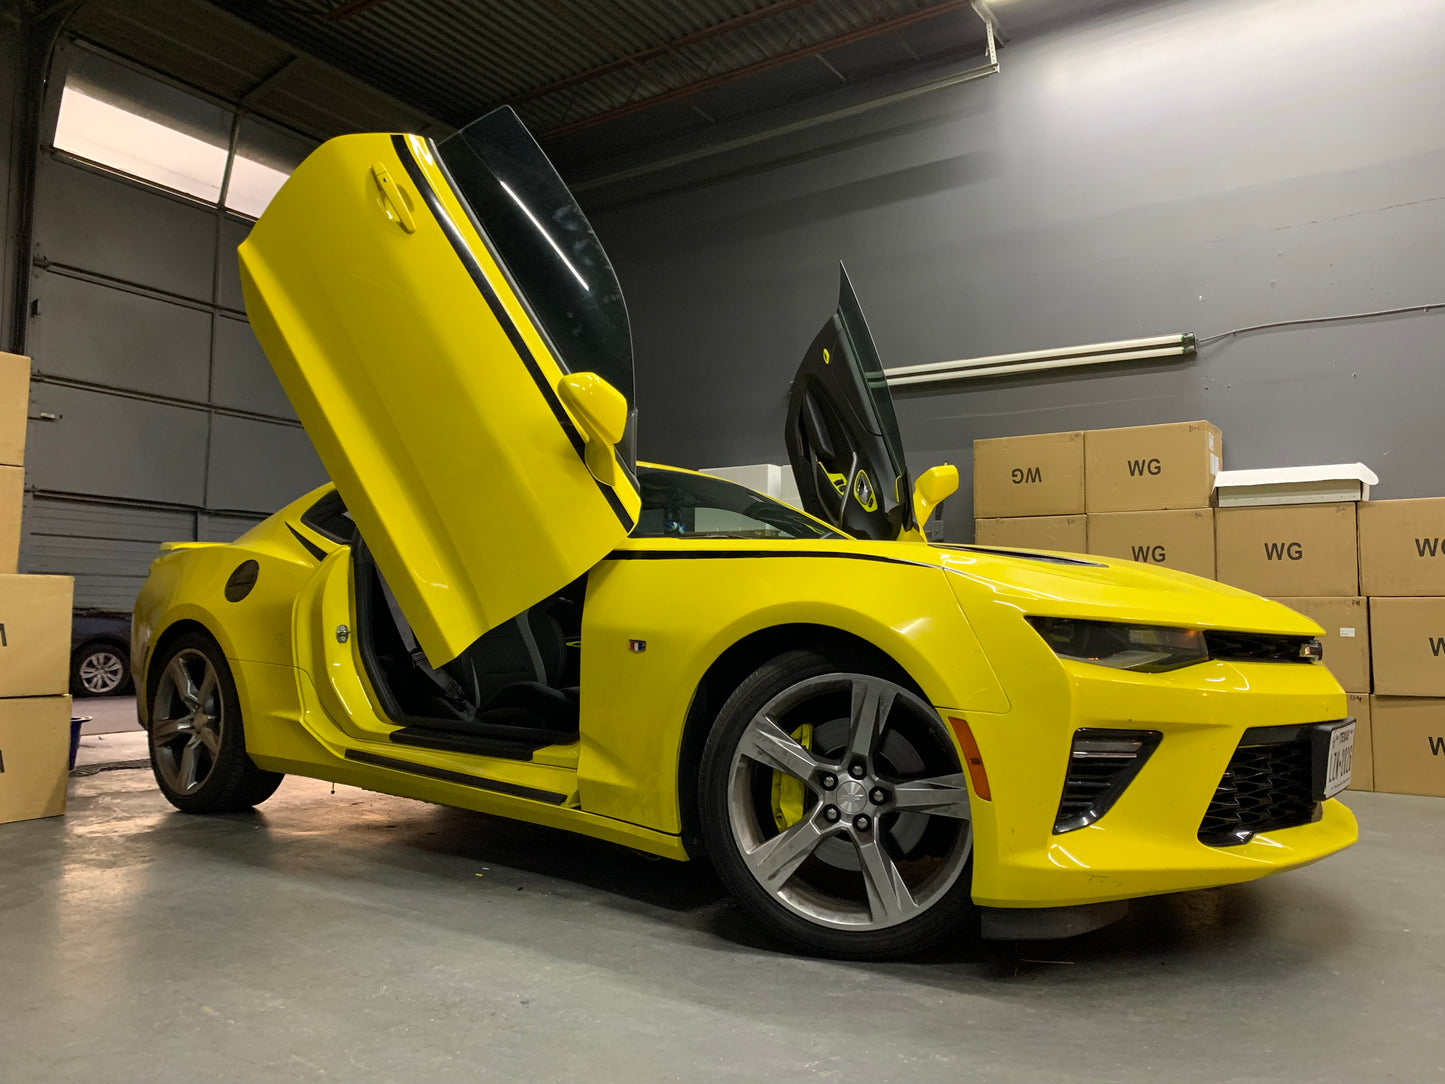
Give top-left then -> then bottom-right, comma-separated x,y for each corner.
301,490 -> 585,760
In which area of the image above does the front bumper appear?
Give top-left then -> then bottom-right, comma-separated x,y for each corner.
948,657 -> 1359,909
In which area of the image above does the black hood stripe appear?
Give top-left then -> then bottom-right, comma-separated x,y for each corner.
605,548 -> 934,568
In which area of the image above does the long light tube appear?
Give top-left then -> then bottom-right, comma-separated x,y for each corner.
884,333 -> 1195,388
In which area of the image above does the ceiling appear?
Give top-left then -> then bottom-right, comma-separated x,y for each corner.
200,0 -> 996,168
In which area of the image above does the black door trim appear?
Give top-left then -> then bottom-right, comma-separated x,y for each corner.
345,747 -> 568,805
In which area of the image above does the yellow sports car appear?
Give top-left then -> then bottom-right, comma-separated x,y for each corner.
132,108 -> 1357,959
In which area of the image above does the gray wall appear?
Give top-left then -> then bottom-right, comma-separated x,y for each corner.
591,0 -> 1445,541
15,41 -> 329,608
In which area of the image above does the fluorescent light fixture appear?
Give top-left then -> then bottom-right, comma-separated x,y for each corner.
885,333 -> 1196,388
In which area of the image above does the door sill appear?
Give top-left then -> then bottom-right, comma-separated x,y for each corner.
344,748 -> 568,804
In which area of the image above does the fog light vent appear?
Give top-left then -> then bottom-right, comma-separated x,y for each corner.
1054,729 -> 1162,834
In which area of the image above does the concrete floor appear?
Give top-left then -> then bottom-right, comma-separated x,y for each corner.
0,772 -> 1439,1084
73,695 -> 142,736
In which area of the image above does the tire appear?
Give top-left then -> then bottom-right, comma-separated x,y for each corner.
699,650 -> 976,960
146,630 -> 284,813
71,641 -> 132,697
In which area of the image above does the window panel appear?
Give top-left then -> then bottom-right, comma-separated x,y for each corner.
225,117 -> 315,218
54,50 -> 232,203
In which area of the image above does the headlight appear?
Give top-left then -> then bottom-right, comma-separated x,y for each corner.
1027,617 -> 1208,673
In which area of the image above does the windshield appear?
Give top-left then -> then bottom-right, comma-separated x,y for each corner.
633,467 -> 844,540
435,108 -> 634,406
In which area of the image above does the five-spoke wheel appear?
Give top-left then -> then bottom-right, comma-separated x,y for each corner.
151,648 -> 225,796
146,631 -> 284,813
701,651 -> 976,959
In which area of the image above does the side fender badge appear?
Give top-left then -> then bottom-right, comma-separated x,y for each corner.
628,639 -> 647,653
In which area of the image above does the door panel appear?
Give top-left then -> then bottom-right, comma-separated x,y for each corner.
240,127 -> 640,666
785,266 -> 913,541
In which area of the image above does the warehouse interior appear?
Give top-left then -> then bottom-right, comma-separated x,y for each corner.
1,0 -> 1443,1080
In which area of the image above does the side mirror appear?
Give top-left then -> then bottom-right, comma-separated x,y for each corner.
558,372 -> 628,487
912,464 -> 959,535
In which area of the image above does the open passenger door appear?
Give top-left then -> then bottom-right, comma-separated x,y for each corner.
785,266 -> 918,541
239,108 -> 641,666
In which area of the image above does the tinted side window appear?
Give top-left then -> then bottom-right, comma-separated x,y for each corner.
300,488 -> 353,543
435,108 -> 634,407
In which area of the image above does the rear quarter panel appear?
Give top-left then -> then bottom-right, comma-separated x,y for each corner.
132,517 -> 327,724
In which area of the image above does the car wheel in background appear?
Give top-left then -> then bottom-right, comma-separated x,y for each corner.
70,643 -> 132,697
699,650 -> 976,960
146,630 -> 284,813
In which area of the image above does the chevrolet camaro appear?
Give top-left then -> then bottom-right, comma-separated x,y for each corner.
131,108 -> 1357,959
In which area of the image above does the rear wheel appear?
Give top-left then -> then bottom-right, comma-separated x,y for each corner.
147,631 -> 284,813
700,650 -> 975,959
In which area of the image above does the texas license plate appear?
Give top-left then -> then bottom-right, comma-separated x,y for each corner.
1323,721 -> 1355,799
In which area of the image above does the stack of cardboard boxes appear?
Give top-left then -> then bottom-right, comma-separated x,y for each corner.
1359,499 -> 1445,798
972,420 -> 1388,795
1212,492 -> 1372,790
973,421 -> 1221,579
0,352 -> 75,826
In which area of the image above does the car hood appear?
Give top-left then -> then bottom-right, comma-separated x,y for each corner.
926,543 -> 1319,635
610,536 -> 1317,636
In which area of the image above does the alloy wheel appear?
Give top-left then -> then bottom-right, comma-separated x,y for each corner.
151,649 -> 224,796
726,673 -> 972,931
78,650 -> 126,694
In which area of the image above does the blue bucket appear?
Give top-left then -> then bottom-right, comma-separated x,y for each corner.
69,716 -> 92,770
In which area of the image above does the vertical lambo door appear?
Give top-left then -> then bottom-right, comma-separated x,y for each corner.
239,107 -> 640,671
785,265 -> 916,542
239,106 -> 644,780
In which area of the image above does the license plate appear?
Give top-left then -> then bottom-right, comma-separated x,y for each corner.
1323,721 -> 1355,799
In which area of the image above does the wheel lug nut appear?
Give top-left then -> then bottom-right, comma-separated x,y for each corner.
820,773 -> 837,790
849,762 -> 866,779
870,787 -> 888,805
823,805 -> 840,823
853,813 -> 871,831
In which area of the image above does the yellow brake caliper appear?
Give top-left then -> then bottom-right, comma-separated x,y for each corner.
771,723 -> 814,831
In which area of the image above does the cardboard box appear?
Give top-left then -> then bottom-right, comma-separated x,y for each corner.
0,465 -> 19,575
1371,696 -> 1445,798
1269,597 -> 1370,693
0,352 -> 28,468
0,695 -> 70,824
974,514 -> 1087,552
1087,509 -> 1215,579
1084,420 -> 1221,512
972,431 -> 1084,518
1358,498 -> 1445,596
1367,597 -> 1445,697
1347,692 -> 1372,791
1214,503 -> 1358,597
0,574 -> 73,698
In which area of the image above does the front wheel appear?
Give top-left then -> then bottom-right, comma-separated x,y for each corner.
699,651 -> 976,959
146,631 -> 284,813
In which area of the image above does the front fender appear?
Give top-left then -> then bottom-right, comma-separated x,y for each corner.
575,550 -> 1008,835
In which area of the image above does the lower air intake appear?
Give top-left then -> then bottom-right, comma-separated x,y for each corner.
1054,729 -> 1161,834
1198,729 -> 1319,846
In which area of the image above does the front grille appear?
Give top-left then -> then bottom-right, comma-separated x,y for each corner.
1205,630 -> 1320,663
1054,729 -> 1161,833
1198,731 -> 1319,846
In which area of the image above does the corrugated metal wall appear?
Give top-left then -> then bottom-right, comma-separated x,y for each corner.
18,41 -> 328,608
